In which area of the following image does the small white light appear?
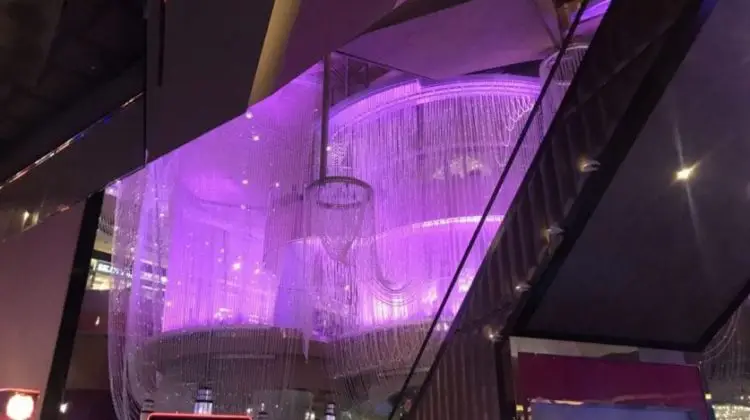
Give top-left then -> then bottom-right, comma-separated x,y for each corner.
274,182 -> 280,188
232,262 -> 242,271
59,402 -> 69,414
245,111 -> 254,119
544,225 -> 564,241
326,146 -> 332,152
483,325 -> 501,342
6,394 -> 35,420
675,164 -> 696,181
252,135 -> 260,142
242,179 -> 249,185
94,316 -> 101,326
514,283 -> 530,293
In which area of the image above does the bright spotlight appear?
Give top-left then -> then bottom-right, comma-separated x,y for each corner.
5,394 -> 35,420
675,164 -> 697,182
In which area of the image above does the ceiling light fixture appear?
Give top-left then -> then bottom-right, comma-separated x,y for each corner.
675,164 -> 697,182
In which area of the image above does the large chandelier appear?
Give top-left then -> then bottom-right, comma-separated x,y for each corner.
108,63 -> 543,419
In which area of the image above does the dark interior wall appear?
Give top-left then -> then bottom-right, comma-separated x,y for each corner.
63,390 -> 118,420
66,335 -> 109,390
0,202 -> 85,414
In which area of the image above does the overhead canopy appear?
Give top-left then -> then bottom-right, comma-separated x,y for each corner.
339,0 -> 608,79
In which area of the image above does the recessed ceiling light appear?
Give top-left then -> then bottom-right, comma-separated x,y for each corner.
675,164 -> 697,182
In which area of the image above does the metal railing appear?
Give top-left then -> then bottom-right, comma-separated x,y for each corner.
386,3 -> 596,419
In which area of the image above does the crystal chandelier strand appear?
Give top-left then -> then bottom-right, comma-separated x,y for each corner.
322,76 -> 540,411
109,66 -> 541,419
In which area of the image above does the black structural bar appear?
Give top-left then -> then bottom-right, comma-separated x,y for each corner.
40,191 -> 104,420
494,338 -> 516,420
510,0 -> 720,346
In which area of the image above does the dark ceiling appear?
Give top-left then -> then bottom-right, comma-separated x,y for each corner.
0,0 -> 144,158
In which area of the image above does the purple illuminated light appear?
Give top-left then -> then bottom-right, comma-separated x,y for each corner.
309,77 -> 541,334
115,74 -> 542,336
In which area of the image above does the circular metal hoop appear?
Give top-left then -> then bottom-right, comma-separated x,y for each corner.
305,176 -> 374,262
307,176 -> 373,209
